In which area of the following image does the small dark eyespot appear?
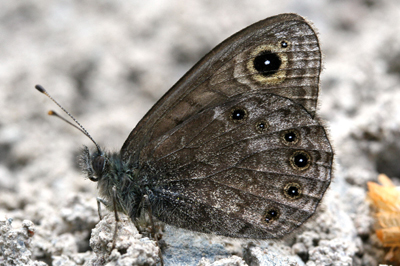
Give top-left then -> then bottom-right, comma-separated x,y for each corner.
253,51 -> 281,77
264,208 -> 280,223
290,151 -> 311,170
255,120 -> 268,133
283,182 -> 302,200
281,129 -> 300,145
230,107 -> 248,122
281,40 -> 288,48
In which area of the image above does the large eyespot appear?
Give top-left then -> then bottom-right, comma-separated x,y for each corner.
290,150 -> 311,171
283,182 -> 303,200
230,107 -> 248,123
253,51 -> 281,77
264,208 -> 280,223
281,129 -> 300,145
245,44 -> 289,85
255,120 -> 268,133
92,155 -> 105,176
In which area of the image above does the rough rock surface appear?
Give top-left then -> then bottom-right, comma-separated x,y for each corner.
1,0 -> 399,265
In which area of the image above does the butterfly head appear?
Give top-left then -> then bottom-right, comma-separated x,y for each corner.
81,146 -> 126,185
81,147 -> 121,202
80,146 -> 132,191
81,146 -> 105,182
81,145 -> 142,217
80,146 -> 107,182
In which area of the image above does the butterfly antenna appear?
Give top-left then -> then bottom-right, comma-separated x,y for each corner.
35,84 -> 102,154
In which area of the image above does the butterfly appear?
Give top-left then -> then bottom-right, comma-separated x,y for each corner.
37,13 -> 333,246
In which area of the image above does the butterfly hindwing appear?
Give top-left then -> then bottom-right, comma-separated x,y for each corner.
139,92 -> 332,238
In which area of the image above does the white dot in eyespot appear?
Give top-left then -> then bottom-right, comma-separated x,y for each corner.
264,60 -> 271,65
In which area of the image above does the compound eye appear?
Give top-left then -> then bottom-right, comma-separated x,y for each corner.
92,155 -> 105,176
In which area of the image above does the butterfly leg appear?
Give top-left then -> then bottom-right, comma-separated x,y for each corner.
96,197 -> 109,220
95,193 -> 119,254
143,194 -> 164,266
110,186 -> 120,253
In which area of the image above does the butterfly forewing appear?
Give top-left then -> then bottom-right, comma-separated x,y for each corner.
121,13 -> 321,163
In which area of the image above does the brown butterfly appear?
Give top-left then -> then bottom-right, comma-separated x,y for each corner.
38,13 -> 333,244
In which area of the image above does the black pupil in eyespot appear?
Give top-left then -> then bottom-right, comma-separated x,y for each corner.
285,132 -> 296,142
232,109 -> 246,120
294,153 -> 308,168
265,209 -> 278,223
281,41 -> 288,48
253,51 -> 281,77
287,186 -> 299,197
258,122 -> 265,129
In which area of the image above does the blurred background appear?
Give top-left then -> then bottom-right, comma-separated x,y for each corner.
1,0 -> 400,265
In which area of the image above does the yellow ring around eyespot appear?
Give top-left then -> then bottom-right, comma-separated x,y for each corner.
246,44 -> 289,85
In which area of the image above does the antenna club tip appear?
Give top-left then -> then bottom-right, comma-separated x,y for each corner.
48,110 -> 55,116
35,84 -> 46,93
